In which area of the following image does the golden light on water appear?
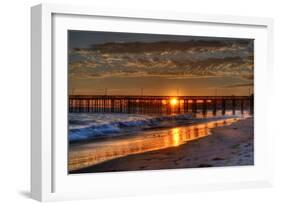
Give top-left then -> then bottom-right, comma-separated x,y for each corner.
171,128 -> 180,147
69,118 -> 241,171
170,98 -> 178,106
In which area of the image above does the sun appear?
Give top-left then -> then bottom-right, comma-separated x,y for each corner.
170,98 -> 178,106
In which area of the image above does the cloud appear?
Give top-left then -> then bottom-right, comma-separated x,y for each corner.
87,39 -> 252,53
69,39 -> 253,80
222,83 -> 254,88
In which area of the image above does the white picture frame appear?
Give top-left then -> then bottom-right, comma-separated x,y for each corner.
31,3 -> 274,202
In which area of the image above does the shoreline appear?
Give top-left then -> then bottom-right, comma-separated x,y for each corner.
69,113 -> 245,144
70,117 -> 254,174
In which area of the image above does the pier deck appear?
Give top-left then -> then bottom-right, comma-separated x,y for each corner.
69,95 -> 254,115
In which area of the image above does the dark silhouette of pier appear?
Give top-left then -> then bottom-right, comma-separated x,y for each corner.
69,95 -> 254,115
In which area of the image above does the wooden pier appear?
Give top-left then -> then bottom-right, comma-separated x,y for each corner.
69,95 -> 254,115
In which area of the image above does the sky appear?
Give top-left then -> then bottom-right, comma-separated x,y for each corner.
68,30 -> 254,96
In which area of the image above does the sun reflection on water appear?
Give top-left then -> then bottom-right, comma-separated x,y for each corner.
69,118 -> 240,171
171,128 -> 181,147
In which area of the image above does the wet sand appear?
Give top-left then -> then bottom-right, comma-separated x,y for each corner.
70,118 -> 253,174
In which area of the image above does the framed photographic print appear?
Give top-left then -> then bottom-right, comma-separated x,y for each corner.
31,3 -> 274,201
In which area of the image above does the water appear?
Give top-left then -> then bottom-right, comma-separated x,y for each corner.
68,115 -> 248,171
69,110 -> 249,142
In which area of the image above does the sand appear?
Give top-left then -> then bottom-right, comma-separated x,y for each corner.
70,117 -> 254,174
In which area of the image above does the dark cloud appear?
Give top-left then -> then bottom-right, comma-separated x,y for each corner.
69,37 -> 253,80
71,39 -> 252,54
222,83 -> 254,88
89,40 -> 239,53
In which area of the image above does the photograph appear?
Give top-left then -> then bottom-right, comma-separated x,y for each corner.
67,30 -> 254,174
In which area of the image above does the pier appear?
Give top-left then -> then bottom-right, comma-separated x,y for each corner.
69,95 -> 254,115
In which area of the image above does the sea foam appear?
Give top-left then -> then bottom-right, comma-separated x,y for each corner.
69,113 -> 193,142
68,111 -> 249,142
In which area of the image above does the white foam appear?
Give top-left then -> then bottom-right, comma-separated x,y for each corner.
69,111 -> 250,142
69,113 -> 193,142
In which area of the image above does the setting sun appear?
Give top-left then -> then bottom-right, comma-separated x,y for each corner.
170,98 -> 178,106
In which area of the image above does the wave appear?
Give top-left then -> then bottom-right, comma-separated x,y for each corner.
69,113 -> 194,142
68,111 -> 249,142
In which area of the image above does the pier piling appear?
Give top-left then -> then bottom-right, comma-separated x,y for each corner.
212,100 -> 217,116
241,99 -> 244,114
222,99 -> 226,115
69,95 -> 253,116
192,100 -> 197,114
232,99 -> 236,115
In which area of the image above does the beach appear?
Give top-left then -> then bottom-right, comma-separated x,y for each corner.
70,117 -> 253,174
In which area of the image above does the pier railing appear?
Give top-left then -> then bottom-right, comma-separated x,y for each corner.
69,95 -> 254,115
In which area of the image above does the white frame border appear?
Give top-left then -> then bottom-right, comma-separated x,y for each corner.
31,3 -> 274,202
